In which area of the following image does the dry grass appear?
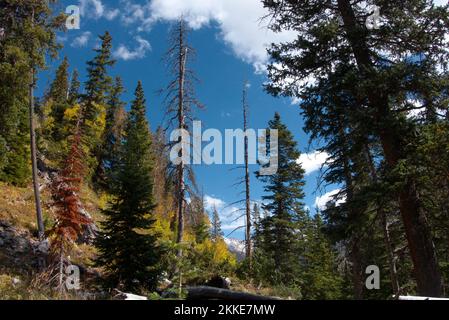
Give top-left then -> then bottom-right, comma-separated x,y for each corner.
0,182 -> 50,234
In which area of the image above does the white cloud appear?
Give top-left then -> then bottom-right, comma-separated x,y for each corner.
204,195 -> 226,211
203,195 -> 257,233
118,0 -> 296,71
79,0 -> 104,19
71,31 -> 92,47
78,0 -> 119,20
105,9 -> 120,20
314,189 -> 346,211
113,36 -> 151,60
434,0 -> 447,6
297,151 -> 329,175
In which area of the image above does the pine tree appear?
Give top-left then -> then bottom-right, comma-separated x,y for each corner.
256,113 -> 306,284
0,0 -> 62,187
95,81 -> 162,292
82,31 -> 115,180
45,56 -> 70,142
98,76 -> 126,189
83,32 -> 115,109
211,206 -> 223,241
68,70 -> 81,105
252,203 -> 261,234
300,214 -> 343,300
46,56 -> 69,104
262,0 -> 448,297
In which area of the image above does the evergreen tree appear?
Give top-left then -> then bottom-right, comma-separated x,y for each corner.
83,32 -> 115,109
98,76 -> 126,188
211,206 -> 223,241
187,194 -> 210,244
256,113 -> 306,284
0,0 -> 62,186
81,32 -> 115,179
45,56 -> 70,142
252,203 -> 261,234
68,69 -> 81,105
95,81 -> 162,292
46,56 -> 69,104
262,0 -> 448,297
300,214 -> 343,300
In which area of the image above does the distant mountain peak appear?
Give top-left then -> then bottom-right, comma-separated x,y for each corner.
223,237 -> 245,261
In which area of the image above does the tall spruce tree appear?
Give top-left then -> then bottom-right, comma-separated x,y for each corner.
82,31 -> 115,181
256,113 -> 306,284
262,0 -> 448,297
68,69 -> 81,105
46,56 -> 69,104
211,206 -> 223,241
95,81 -> 162,291
300,214 -> 343,300
45,56 -> 70,142
99,76 -> 126,189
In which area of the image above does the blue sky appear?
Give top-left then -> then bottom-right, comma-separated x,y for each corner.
36,0 -> 346,239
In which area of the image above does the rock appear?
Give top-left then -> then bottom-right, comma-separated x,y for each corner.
11,277 -> 21,287
112,289 -> 148,300
15,237 -> 29,253
206,275 -> 232,290
0,219 -> 47,271
33,239 -> 50,254
161,278 -> 172,287
78,209 -> 99,245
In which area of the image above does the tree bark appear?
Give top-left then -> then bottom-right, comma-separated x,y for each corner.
336,0 -> 443,297
176,23 -> 188,259
29,45 -> 44,241
338,124 -> 364,299
243,82 -> 252,269
364,144 -> 400,296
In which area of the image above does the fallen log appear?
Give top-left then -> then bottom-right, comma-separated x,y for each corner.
186,286 -> 281,301
398,296 -> 449,301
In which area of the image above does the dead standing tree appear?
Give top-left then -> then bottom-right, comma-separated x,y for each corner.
226,81 -> 253,270
48,116 -> 91,296
163,19 -> 203,259
243,82 -> 252,269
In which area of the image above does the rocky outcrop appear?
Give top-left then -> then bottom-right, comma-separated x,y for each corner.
0,220 -> 48,271
77,209 -> 99,245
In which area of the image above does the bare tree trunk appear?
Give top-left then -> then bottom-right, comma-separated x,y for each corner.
242,81 -> 252,269
350,241 -> 364,300
59,248 -> 65,295
176,23 -> 188,260
337,0 -> 443,297
29,9 -> 44,241
380,208 -> 400,296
